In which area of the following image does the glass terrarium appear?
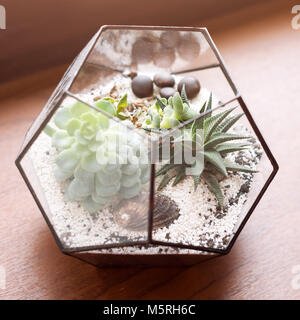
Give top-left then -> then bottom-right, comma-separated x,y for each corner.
15,26 -> 278,266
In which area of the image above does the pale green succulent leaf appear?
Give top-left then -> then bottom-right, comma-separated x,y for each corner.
68,178 -> 93,198
156,163 -> 177,177
202,171 -> 224,206
157,172 -> 174,191
74,166 -> 94,182
200,101 -> 206,114
223,160 -> 258,173
151,114 -> 161,128
71,142 -> 90,157
52,131 -> 75,150
140,166 -> 150,184
95,179 -> 120,197
54,107 -> 72,129
117,112 -> 129,120
163,105 -> 173,117
97,114 -> 110,129
91,193 -> 112,205
122,162 -> 140,175
204,107 -> 236,142
116,94 -> 129,119
173,92 -> 184,119
216,113 -> 244,133
82,196 -> 104,213
121,170 -> 141,188
70,102 -> 90,118
191,101 -> 207,134
180,84 -> 190,107
53,165 -> 73,182
88,140 -> 103,152
160,116 -> 180,129
119,182 -> 141,199
81,153 -> 103,173
168,96 -> 173,107
172,166 -> 186,186
56,149 -> 79,172
96,168 -> 121,186
182,108 -> 197,121
117,93 -> 128,110
192,174 -> 201,191
204,133 -> 249,149
203,92 -> 213,120
80,121 -> 96,140
189,157 -> 204,176
80,112 -> 98,127
204,150 -> 227,177
94,99 -> 116,116
155,96 -> 167,110
44,124 -> 56,137
216,142 -> 250,154
66,119 -> 81,136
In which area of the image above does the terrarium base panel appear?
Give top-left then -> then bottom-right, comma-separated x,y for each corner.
69,249 -> 218,267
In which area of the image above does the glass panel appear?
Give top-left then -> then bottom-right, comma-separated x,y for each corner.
71,248 -> 216,267
19,95 -> 151,250
151,98 -> 274,252
18,30 -> 99,158
85,28 -> 219,73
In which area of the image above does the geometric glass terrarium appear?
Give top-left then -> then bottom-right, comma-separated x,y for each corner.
15,26 -> 278,266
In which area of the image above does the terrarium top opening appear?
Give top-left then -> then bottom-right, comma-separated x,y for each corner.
70,26 -> 238,107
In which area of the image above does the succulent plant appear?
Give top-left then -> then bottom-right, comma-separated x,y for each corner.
150,88 -> 257,207
44,95 -> 150,213
142,87 -> 198,129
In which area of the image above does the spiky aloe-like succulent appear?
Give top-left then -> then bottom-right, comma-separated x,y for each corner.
146,87 -> 257,207
44,95 -> 150,213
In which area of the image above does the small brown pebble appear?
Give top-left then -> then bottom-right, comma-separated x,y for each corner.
240,182 -> 250,193
132,116 -> 138,124
160,87 -> 176,99
177,76 -> 201,99
93,96 -> 102,102
177,34 -> 200,61
131,75 -> 153,98
123,70 -> 138,79
128,104 -> 134,112
154,72 -> 175,88
160,31 -> 180,48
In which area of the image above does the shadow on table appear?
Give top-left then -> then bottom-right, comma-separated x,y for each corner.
32,224 -> 240,299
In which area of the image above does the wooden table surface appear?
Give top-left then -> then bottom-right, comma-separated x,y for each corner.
1,1 -> 300,299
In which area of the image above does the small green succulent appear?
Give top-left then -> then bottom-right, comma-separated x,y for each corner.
44,95 -> 150,213
150,88 -> 257,207
142,88 -> 198,129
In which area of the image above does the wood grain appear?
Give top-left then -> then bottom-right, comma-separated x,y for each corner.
1,1 -> 300,299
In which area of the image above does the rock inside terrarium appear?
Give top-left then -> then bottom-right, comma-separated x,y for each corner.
114,193 -> 180,231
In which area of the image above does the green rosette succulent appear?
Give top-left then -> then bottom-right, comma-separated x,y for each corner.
44,95 -> 150,213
